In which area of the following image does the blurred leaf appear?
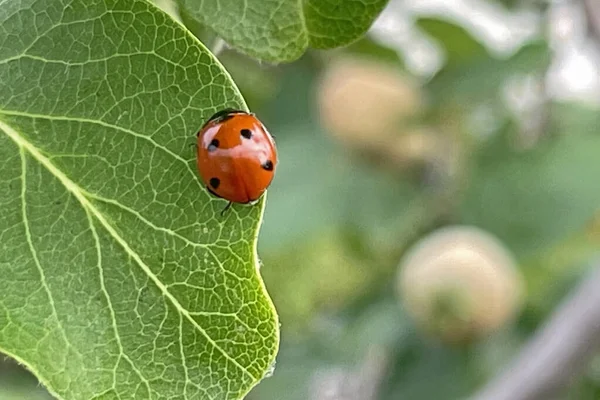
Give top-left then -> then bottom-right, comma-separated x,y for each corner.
333,300 -> 410,361
258,61 -> 423,251
506,40 -> 552,74
0,0 -> 278,399
551,102 -> 600,135
0,387 -> 52,400
258,61 -> 318,127
219,51 -> 282,110
262,229 -> 378,332
568,379 -> 600,400
471,327 -> 525,379
494,0 -> 519,7
253,60 -> 425,334
342,36 -> 407,67
490,0 -> 549,10
0,357 -> 53,399
461,104 -> 600,257
258,120 -> 427,330
523,231 -> 600,314
570,356 -> 600,400
249,299 -> 409,400
247,340 -> 327,400
385,342 -> 478,400
178,3 -> 215,42
426,40 -> 550,105
177,0 -> 390,62
417,17 -> 488,67
260,125 -> 423,250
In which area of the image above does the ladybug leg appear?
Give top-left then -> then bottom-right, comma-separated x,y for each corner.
220,201 -> 233,216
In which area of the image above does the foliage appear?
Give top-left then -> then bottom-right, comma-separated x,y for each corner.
461,119 -> 600,257
2,0 -> 600,399
0,0 -> 282,398
246,10 -> 600,400
177,0 -> 391,62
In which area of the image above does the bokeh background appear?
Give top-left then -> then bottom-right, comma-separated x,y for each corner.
3,0 -> 600,399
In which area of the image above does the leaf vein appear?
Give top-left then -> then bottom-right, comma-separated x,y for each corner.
85,192 -> 249,283
19,146 -> 71,356
86,208 -> 153,394
0,109 -> 202,191
0,118 -> 258,382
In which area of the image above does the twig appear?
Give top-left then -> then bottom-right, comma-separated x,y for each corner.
471,264 -> 600,400
583,0 -> 600,51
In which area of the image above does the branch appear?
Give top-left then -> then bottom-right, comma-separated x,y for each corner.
471,264 -> 600,400
583,0 -> 600,50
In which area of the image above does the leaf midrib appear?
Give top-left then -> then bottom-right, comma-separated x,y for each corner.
0,115 -> 257,382
0,108 -> 200,184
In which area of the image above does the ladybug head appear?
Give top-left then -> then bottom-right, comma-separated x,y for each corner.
201,108 -> 251,129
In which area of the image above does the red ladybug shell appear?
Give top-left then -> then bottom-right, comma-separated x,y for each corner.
196,109 -> 277,204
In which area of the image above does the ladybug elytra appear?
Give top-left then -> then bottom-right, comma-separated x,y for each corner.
196,109 -> 278,213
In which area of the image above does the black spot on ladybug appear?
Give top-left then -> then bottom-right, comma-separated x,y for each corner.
240,129 -> 252,139
208,139 -> 219,152
209,177 -> 220,189
262,160 -> 274,171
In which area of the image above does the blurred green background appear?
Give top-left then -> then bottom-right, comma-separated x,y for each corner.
3,0 -> 600,399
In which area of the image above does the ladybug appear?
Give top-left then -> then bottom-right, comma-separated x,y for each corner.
196,108 -> 278,214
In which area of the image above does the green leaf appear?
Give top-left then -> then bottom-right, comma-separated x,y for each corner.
460,107 -> 600,257
0,1 -> 279,399
217,51 -> 281,110
341,36 -> 407,68
388,345 -> 479,400
177,0 -> 391,62
417,17 -> 488,67
425,38 -> 550,105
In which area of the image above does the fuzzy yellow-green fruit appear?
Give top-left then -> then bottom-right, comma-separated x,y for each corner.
397,226 -> 525,343
316,57 -> 443,171
317,57 -> 421,143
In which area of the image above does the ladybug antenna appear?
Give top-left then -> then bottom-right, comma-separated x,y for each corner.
220,202 -> 233,216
